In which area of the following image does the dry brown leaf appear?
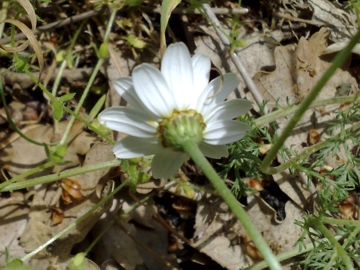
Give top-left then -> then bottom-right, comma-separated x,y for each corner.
92,192 -> 178,269
0,121 -> 96,180
0,192 -> 29,266
251,28 -> 357,154
0,140 -> 110,269
192,192 -> 306,269
192,198 -> 250,269
19,193 -> 52,254
67,142 -> 115,197
92,219 -> 144,270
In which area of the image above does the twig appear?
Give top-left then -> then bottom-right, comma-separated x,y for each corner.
0,8 -> 105,44
273,12 -> 323,26
142,6 -> 249,15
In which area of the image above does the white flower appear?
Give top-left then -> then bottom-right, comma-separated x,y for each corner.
99,42 -> 252,178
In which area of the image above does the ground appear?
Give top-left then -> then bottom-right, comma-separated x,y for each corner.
1,0 -> 360,269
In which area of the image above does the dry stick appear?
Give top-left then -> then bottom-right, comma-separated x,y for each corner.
0,8 -> 105,44
201,3 -> 316,194
273,12 -> 323,26
142,6 -> 249,15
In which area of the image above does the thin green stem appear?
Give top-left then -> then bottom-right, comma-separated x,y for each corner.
59,58 -> 104,145
247,235 -> 344,270
103,9 -> 117,42
259,121 -> 360,174
52,60 -> 67,133
22,178 -> 130,262
254,95 -> 360,128
58,8 -> 117,145
84,219 -> 115,255
308,217 -> 354,269
26,61 -> 114,144
1,159 -> 121,192
247,241 -> 316,270
181,140 -> 282,270
260,28 -> 360,175
0,160 -> 57,191
26,70 -> 54,100
321,216 -> 360,227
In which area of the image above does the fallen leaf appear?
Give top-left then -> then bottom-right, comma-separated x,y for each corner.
0,121 -> 96,180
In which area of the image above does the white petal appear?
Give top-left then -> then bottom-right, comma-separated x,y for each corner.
99,107 -> 157,138
197,73 -> 240,116
113,77 -> 156,117
113,77 -> 134,104
161,42 -> 194,109
191,53 -> 210,100
151,149 -> 189,179
133,63 -> 175,117
199,141 -> 229,158
113,137 -> 161,158
204,120 -> 251,145
206,99 -> 252,122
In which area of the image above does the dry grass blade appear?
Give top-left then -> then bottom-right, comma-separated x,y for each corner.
17,0 -> 37,30
0,2 -> 8,38
2,19 -> 43,80
0,40 -> 28,52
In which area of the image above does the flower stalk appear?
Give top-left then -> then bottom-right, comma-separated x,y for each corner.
181,139 -> 282,270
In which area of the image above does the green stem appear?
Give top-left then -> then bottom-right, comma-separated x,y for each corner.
309,217 -> 353,270
22,178 -> 130,262
181,140 -> 282,270
0,160 -> 57,191
59,58 -> 104,145
247,234 -> 344,270
26,69 -> 114,142
52,60 -> 67,133
259,121 -> 360,174
103,9 -> 117,42
260,28 -> 360,175
254,95 -> 360,128
1,159 -> 121,192
58,8 -> 117,145
84,219 -> 114,255
321,216 -> 360,227
247,241 -> 316,270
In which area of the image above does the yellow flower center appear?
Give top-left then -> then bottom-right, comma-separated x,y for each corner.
157,110 -> 206,151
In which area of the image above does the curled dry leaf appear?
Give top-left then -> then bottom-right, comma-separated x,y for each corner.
16,0 -> 37,30
50,206 -> 65,226
307,129 -> 321,145
243,235 -> 263,261
61,178 -> 85,200
1,19 -> 43,82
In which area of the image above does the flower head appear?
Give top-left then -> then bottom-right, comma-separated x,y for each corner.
99,42 -> 252,178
